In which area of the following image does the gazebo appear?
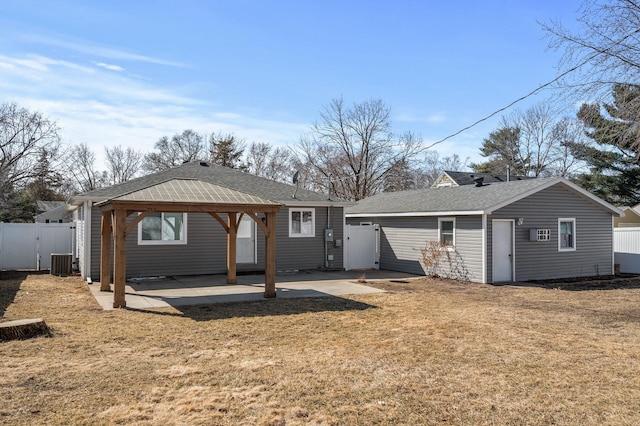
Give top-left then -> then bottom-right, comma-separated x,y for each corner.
96,178 -> 281,308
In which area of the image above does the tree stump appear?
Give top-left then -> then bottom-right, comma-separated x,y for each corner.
0,318 -> 52,341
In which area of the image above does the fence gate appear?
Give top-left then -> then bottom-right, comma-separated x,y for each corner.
345,224 -> 380,270
0,222 -> 74,271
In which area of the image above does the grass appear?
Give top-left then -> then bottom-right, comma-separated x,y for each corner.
2,272 -> 640,425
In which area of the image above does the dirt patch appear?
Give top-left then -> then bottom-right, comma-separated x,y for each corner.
530,274 -> 640,291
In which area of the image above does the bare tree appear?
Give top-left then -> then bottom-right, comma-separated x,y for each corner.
143,129 -> 205,172
64,143 -> 108,193
246,142 -> 295,183
472,103 -> 582,177
105,145 -> 143,185
542,0 -> 640,102
0,102 -> 61,200
518,103 -> 557,176
420,152 -> 469,187
295,98 -> 424,201
547,117 -> 587,177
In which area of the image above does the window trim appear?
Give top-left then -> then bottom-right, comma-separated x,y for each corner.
289,208 -> 315,238
438,217 -> 456,248
138,212 -> 188,245
558,218 -> 576,252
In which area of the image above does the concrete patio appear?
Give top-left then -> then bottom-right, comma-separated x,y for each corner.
88,269 -> 419,310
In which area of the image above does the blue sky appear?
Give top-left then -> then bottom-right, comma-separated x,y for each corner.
0,0 -> 584,169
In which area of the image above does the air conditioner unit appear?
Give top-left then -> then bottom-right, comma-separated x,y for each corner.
529,228 -> 551,242
51,253 -> 72,276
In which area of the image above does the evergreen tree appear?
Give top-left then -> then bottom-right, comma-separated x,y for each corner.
208,133 -> 246,170
571,83 -> 640,205
472,126 -> 527,175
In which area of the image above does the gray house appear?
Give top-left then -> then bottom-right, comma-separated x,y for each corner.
70,161 -> 348,306
35,201 -> 73,223
346,177 -> 623,283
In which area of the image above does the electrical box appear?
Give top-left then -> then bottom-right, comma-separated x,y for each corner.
324,228 -> 334,241
334,239 -> 342,247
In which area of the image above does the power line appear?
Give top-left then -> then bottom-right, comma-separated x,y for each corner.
426,28 -> 640,149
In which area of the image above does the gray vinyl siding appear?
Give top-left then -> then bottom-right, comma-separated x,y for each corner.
91,206 -> 344,279
89,209 -> 102,279
274,206 -> 344,271
454,216 -> 483,282
376,217 -> 432,275
488,185 -> 614,282
346,215 -> 484,281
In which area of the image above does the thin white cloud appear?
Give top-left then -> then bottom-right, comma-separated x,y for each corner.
395,111 -> 447,124
0,54 -> 97,76
426,113 -> 446,124
425,139 -> 481,165
21,33 -> 185,68
93,62 -> 125,72
0,52 -> 306,169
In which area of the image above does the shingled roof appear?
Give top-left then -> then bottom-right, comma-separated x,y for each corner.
347,177 -> 623,217
433,171 -> 532,187
72,161 -> 342,206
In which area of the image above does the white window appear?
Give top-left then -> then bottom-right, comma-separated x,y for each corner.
438,217 -> 455,247
289,208 -> 315,237
138,212 -> 187,245
558,218 -> 576,251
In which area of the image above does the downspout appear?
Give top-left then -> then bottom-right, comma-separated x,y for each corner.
611,214 -> 616,275
325,206 -> 330,268
482,214 -> 487,284
85,200 -> 92,281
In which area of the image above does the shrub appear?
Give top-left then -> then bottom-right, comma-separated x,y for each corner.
420,241 -> 470,281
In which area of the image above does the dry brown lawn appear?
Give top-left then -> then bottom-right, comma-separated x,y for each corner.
2,271 -> 640,425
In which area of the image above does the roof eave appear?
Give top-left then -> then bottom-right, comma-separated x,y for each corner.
346,210 -> 486,218
284,200 -> 355,207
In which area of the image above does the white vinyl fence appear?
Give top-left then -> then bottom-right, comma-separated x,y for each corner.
344,224 -> 380,270
614,227 -> 640,274
0,222 -> 75,271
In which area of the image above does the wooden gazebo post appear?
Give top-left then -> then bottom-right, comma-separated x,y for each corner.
227,212 -> 238,284
264,211 -> 277,298
100,211 -> 112,292
112,208 -> 127,308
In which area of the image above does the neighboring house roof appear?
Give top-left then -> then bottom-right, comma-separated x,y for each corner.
432,171 -> 532,187
72,161 -> 348,206
36,200 -> 66,213
34,203 -> 73,222
347,176 -> 624,217
615,206 -> 640,226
